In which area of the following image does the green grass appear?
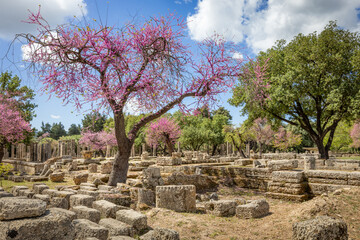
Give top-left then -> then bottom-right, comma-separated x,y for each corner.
0,178 -> 75,192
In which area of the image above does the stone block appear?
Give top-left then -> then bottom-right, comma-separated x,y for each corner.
143,167 -> 161,178
116,209 -> 147,232
109,236 -> 136,240
42,189 -> 58,197
69,194 -> 95,208
0,208 -> 76,240
72,206 -> 101,223
92,200 -> 120,218
271,171 -> 305,183
0,197 -> 47,220
99,218 -> 134,237
73,173 -> 89,185
304,156 -> 315,170
88,164 -> 98,173
138,189 -> 155,207
156,185 -> 196,212
33,184 -> 49,194
205,200 -> 237,217
157,157 -> 181,166
78,190 -> 100,198
50,172 -> 65,182
140,228 -> 180,240
268,160 -> 298,171
0,192 -> 13,198
18,189 -> 35,198
11,186 -> 29,196
49,197 -> 69,209
98,185 -> 114,191
101,161 -> 113,174
293,216 -> 347,240
236,199 -> 269,219
234,159 -> 253,166
73,219 -> 109,240
97,194 -> 131,207
33,194 -> 51,205
80,186 -> 98,191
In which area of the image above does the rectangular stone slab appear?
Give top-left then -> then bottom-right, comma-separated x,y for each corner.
0,197 -> 47,220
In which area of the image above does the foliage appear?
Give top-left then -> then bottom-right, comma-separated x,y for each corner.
81,112 -> 107,132
0,72 -> 37,122
49,122 -> 67,140
59,135 -> 81,142
174,111 -> 210,151
273,127 -> 302,151
79,130 -> 117,152
146,117 -> 181,154
323,121 -> 352,151
0,163 -> 13,186
350,121 -> 360,148
68,124 -> 81,135
230,21 -> 360,159
0,95 -> 32,163
37,122 -> 52,137
21,9 -> 261,185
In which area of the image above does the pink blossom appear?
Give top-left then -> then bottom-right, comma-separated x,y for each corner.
0,94 -> 32,143
350,122 -> 360,148
146,117 -> 180,148
79,130 -> 116,151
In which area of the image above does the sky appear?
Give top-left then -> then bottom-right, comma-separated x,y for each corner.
0,0 -> 359,131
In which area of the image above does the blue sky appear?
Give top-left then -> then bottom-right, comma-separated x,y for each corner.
0,0 -> 359,131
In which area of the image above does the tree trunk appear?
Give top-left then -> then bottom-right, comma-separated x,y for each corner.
165,137 -> 173,155
0,143 -> 4,163
108,112 -> 132,186
313,138 -> 329,159
211,144 -> 218,156
258,142 -> 263,158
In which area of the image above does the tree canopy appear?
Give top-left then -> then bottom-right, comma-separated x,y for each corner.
230,21 -> 360,159
21,8 -> 256,185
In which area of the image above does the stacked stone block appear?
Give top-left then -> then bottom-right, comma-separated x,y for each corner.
266,171 -> 309,201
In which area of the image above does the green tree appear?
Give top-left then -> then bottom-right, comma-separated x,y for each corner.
37,122 -> 52,137
0,72 -> 37,145
68,124 -> 81,135
0,72 -> 37,122
82,112 -> 107,132
230,22 -> 360,159
324,121 -> 352,152
50,122 -> 67,140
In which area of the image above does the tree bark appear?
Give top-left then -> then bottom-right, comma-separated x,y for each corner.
165,137 -> 174,156
0,143 -> 4,163
108,112 -> 131,186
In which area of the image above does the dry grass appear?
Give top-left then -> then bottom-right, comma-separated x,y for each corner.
146,187 -> 360,240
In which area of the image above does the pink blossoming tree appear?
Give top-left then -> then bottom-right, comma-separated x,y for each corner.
146,117 -> 181,155
0,95 -> 32,162
273,127 -> 302,151
350,122 -> 360,148
250,118 -> 275,157
79,130 -> 117,157
21,9 -> 263,185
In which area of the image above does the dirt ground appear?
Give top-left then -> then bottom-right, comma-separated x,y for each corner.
146,186 -> 360,240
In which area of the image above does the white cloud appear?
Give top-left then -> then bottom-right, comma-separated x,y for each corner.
232,52 -> 243,60
0,0 -> 87,40
50,114 -> 60,119
187,0 -> 360,53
